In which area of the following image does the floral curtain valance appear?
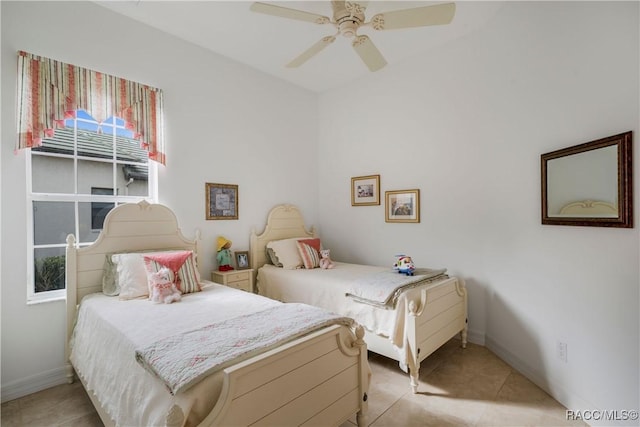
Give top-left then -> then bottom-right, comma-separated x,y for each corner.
16,51 -> 165,164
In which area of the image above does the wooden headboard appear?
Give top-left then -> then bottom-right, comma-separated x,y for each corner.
65,200 -> 200,381
558,200 -> 618,217
249,204 -> 316,272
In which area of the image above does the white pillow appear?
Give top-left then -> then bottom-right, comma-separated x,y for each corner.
266,238 -> 304,269
112,253 -> 150,300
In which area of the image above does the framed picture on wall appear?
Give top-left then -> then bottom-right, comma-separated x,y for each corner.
351,174 -> 380,206
235,251 -> 250,270
205,183 -> 238,220
385,189 -> 420,223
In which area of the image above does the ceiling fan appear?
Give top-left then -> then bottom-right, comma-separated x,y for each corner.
250,1 -> 456,72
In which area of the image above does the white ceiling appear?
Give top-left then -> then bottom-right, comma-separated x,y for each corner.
94,1 -> 505,93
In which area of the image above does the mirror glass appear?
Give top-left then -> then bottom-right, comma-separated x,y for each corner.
541,131 -> 632,228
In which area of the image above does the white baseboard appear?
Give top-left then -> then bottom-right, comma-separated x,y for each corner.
485,335 -> 585,405
485,336 -> 624,426
466,327 -> 485,346
1,366 -> 68,403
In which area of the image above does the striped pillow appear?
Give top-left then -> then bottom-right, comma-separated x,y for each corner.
297,238 -> 321,253
296,240 -> 321,269
144,250 -> 201,294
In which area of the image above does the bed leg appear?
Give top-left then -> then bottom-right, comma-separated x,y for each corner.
461,321 -> 468,349
410,370 -> 419,394
356,409 -> 367,427
354,325 -> 369,427
65,363 -> 74,384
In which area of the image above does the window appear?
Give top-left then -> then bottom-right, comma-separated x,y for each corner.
27,110 -> 157,301
91,188 -> 115,230
16,51 -> 164,302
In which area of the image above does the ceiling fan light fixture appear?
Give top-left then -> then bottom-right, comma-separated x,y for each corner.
339,20 -> 359,37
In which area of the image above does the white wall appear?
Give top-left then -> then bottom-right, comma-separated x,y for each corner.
1,0 -> 318,400
317,1 -> 639,424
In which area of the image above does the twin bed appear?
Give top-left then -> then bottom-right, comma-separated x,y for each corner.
66,201 -> 468,426
66,201 -> 369,427
250,204 -> 468,392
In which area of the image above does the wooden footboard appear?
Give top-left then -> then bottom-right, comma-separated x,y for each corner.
203,324 -> 369,427
71,324 -> 369,427
408,277 -> 467,391
363,277 -> 468,393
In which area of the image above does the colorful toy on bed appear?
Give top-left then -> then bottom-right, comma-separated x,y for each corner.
149,267 -> 182,304
319,249 -> 335,269
393,255 -> 415,276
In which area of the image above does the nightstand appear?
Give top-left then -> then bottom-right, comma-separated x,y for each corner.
211,269 -> 254,293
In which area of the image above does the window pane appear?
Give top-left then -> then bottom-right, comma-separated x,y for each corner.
76,121 -> 100,133
33,201 -> 75,245
34,123 -> 114,160
34,247 -> 65,293
78,201 -> 113,243
89,188 -> 114,230
92,201 -> 114,229
116,137 -> 147,162
56,117 -> 115,160
78,158 -> 114,195
76,109 -> 95,120
121,163 -> 149,197
32,155 -> 74,193
102,116 -> 135,138
33,127 -> 76,156
78,129 -> 114,159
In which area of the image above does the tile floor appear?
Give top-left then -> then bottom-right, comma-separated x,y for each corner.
1,339 -> 586,427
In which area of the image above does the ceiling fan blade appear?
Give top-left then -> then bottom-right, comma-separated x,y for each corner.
352,35 -> 387,72
286,36 -> 336,68
250,2 -> 330,25
345,1 -> 368,15
371,2 -> 456,30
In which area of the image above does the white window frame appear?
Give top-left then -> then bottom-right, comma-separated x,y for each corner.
26,114 -> 158,303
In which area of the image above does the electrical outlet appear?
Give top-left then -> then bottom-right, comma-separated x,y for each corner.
557,341 -> 568,363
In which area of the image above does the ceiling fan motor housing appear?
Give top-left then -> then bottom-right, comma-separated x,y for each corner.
333,0 -> 364,38
339,19 -> 359,37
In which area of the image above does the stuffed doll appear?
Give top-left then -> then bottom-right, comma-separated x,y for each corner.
393,255 -> 415,276
319,249 -> 335,269
149,267 -> 182,304
216,236 -> 235,271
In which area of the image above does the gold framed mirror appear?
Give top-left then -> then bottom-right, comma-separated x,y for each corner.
541,131 -> 633,228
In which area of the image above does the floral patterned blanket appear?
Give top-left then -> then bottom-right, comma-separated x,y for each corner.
135,303 -> 352,395
346,268 -> 448,309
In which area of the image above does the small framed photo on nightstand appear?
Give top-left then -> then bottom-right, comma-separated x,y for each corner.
235,251 -> 250,270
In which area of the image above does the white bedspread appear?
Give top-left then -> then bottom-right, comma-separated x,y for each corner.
135,303 -> 352,395
70,282 -> 282,427
257,262 -> 454,372
347,268 -> 448,308
258,263 -> 392,335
